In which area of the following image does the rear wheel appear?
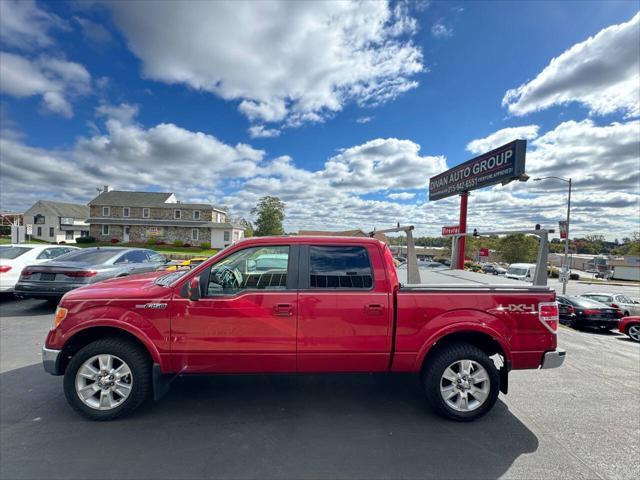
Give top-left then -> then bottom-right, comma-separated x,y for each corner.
63,337 -> 151,421
627,325 -> 640,342
423,343 -> 500,421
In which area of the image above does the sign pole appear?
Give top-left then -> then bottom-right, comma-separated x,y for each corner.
457,191 -> 469,269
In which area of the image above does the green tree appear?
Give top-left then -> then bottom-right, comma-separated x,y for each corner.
499,234 -> 539,264
238,218 -> 254,237
251,196 -> 285,236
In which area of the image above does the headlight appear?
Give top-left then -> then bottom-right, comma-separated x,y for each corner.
53,307 -> 68,329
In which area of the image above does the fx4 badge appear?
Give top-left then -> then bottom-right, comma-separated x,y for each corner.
135,303 -> 167,310
497,304 -> 536,312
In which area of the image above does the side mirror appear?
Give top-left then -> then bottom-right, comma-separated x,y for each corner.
188,277 -> 201,301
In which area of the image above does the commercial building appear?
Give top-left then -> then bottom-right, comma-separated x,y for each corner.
24,200 -> 90,243
87,189 -> 244,249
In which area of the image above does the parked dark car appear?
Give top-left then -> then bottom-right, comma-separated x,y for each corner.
14,247 -> 168,301
557,295 -> 623,330
482,264 -> 506,275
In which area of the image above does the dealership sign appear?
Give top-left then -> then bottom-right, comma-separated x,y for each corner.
559,221 -> 568,239
442,225 -> 460,236
429,140 -> 527,201
479,247 -> 490,257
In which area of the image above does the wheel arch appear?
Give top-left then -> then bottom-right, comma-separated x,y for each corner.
58,325 -> 162,375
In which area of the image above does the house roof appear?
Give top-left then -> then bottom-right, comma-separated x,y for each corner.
25,200 -> 89,219
89,190 -> 224,211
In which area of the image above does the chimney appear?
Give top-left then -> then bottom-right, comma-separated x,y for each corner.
103,185 -> 109,193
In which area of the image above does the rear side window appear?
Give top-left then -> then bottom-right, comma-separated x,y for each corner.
309,246 -> 373,289
0,247 -> 32,259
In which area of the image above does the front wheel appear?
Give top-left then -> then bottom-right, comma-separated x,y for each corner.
423,343 -> 500,421
63,337 -> 151,421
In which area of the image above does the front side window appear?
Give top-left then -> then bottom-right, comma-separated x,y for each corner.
102,224 -> 109,235
102,206 -> 110,216
123,207 -> 130,217
38,248 -> 69,260
143,208 -> 150,218
115,250 -> 150,264
309,246 -> 373,289
205,246 -> 289,296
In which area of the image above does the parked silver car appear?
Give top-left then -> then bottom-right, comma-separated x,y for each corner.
14,247 -> 168,301
580,293 -> 640,317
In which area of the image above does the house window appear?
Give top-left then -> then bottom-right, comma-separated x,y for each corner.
192,229 -> 199,241
224,231 -> 230,241
66,231 -> 74,241
34,214 -> 45,224
102,206 -> 110,216
193,210 -> 200,220
143,208 -> 150,218
49,227 -> 54,237
123,207 -> 130,217
174,210 -> 181,219
37,226 -> 42,236
81,231 -> 89,237
102,224 -> 109,235
216,213 -> 223,223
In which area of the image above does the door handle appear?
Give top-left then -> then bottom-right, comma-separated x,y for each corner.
273,303 -> 293,317
365,304 -> 384,314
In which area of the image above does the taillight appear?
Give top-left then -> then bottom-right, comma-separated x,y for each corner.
539,302 -> 559,333
582,309 -> 602,315
567,306 -> 575,314
611,303 -> 619,309
20,269 -> 34,276
0,265 -> 12,273
615,310 -> 624,318
64,271 -> 97,278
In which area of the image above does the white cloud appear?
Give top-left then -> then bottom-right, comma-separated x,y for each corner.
503,12 -> 640,118
248,125 -> 281,139
0,0 -> 68,50
388,192 -> 416,200
95,103 -> 139,124
74,16 -> 114,46
431,23 -> 452,38
466,125 -> 540,154
0,52 -> 91,117
356,116 -> 374,124
105,1 -> 423,130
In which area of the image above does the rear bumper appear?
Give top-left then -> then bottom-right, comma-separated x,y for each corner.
541,348 -> 566,369
42,346 -> 63,375
14,282 -> 78,299
578,318 -> 620,328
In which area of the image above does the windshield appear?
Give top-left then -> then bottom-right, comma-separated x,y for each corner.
0,247 -> 32,259
55,249 -> 118,264
155,270 -> 189,286
582,294 -> 612,303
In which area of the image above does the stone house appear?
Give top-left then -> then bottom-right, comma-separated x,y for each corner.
87,190 -> 244,249
24,200 -> 90,243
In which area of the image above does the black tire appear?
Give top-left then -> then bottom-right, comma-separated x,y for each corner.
423,343 -> 500,422
63,337 -> 151,421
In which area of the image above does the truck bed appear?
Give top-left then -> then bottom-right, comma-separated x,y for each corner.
397,267 -> 551,290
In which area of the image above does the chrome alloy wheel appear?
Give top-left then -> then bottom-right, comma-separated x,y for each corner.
628,325 -> 640,342
439,359 -> 490,412
75,354 -> 133,410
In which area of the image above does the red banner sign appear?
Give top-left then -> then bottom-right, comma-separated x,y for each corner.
479,248 -> 490,257
559,221 -> 568,239
442,225 -> 461,236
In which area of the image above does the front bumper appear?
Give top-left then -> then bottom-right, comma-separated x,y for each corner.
42,346 -> 63,375
541,348 -> 566,369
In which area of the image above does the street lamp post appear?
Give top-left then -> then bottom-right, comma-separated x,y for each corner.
534,176 -> 572,294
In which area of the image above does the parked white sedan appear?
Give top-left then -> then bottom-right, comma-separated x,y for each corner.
0,244 -> 78,293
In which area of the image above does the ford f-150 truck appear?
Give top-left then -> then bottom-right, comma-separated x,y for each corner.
43,236 -> 565,421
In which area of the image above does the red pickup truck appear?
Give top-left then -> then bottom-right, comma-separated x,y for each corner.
43,236 -> 565,421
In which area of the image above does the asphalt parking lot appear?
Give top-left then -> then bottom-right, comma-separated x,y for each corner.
1,294 -> 639,480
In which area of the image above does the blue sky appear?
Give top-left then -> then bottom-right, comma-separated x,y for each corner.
1,1 -> 639,238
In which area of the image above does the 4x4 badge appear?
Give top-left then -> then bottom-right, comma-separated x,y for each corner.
135,303 -> 167,310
